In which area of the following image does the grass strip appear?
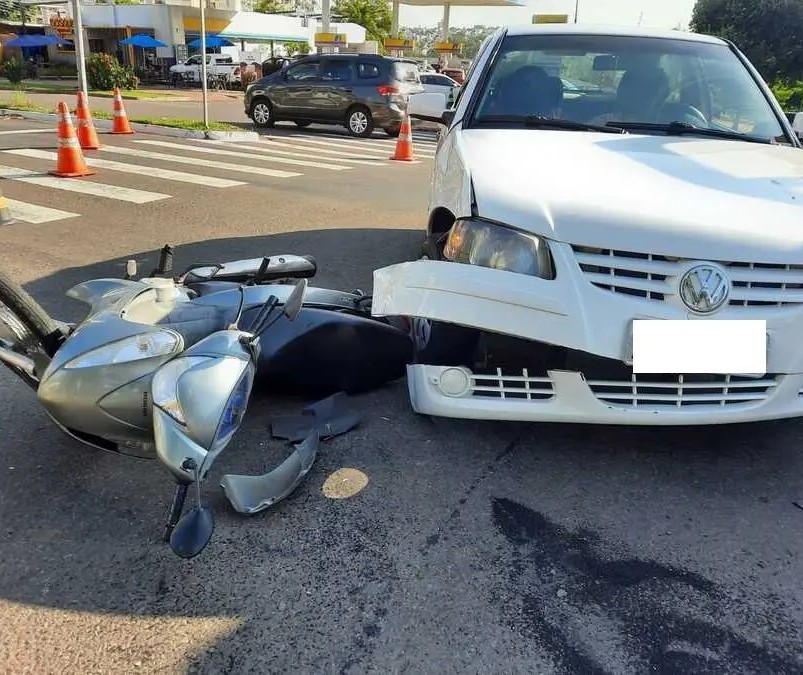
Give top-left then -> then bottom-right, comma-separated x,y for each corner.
0,81 -> 181,100
0,101 -> 240,131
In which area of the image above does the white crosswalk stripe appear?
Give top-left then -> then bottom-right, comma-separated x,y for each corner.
135,139 -> 354,171
0,129 -> 53,136
199,139 -> 386,166
97,145 -> 302,178
6,198 -> 80,223
3,149 -> 247,188
268,134 -> 435,158
0,126 -> 434,226
0,164 -> 169,203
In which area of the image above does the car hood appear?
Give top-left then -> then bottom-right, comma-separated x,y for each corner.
461,129 -> 803,262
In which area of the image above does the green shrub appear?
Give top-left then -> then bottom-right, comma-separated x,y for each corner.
1,58 -> 26,85
771,79 -> 803,111
86,53 -> 139,90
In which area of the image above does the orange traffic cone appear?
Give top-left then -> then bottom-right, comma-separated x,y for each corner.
390,108 -> 415,162
75,91 -> 100,149
50,101 -> 95,178
111,87 -> 134,135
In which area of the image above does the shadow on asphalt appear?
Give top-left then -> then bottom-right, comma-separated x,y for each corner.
2,229 -> 803,672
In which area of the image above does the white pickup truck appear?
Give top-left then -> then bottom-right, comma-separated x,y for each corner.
169,53 -> 240,84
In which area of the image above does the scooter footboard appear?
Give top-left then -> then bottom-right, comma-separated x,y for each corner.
254,308 -> 413,396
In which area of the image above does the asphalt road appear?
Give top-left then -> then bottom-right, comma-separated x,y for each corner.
0,115 -> 802,675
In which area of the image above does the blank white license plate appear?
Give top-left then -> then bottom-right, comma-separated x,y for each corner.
631,320 -> 767,374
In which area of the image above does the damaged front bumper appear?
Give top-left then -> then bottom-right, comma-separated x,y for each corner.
371,254 -> 803,425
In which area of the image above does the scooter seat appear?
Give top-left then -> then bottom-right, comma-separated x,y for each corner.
154,302 -> 239,349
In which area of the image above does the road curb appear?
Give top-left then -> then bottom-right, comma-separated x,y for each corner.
0,108 -> 259,142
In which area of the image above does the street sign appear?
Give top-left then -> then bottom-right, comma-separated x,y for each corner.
384,38 -> 415,50
533,14 -> 569,23
315,32 -> 347,47
434,41 -> 462,53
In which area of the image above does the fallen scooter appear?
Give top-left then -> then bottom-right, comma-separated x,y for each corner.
0,246 -> 413,557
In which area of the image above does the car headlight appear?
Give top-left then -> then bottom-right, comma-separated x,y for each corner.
64,329 -> 182,369
443,218 -> 554,278
151,355 -> 212,425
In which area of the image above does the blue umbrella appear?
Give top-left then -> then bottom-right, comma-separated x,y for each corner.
119,33 -> 167,48
4,34 -> 72,47
188,34 -> 235,49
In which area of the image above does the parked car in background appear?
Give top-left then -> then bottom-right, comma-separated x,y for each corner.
244,53 -> 424,137
420,72 -> 461,99
170,53 -> 239,85
372,23 -> 803,427
441,67 -> 465,84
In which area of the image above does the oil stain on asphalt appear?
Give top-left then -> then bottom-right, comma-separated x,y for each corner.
491,497 -> 803,674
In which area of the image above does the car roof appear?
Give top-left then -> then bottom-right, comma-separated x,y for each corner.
297,53 -> 412,62
502,23 -> 727,45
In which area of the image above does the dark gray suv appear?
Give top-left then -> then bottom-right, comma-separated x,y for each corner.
244,54 -> 424,137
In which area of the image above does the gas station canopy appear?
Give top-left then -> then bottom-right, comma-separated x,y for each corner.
390,0 -> 527,42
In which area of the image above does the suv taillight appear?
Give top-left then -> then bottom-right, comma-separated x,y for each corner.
377,85 -> 400,96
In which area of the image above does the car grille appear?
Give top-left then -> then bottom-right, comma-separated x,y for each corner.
471,368 -> 554,400
588,373 -> 779,408
571,246 -> 803,307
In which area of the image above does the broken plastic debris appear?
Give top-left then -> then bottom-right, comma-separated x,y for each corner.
220,432 -> 319,515
270,391 -> 361,442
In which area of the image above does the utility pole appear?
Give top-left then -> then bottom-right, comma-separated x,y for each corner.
199,0 -> 209,129
71,0 -> 88,100
320,0 -> 330,54
574,0 -> 579,24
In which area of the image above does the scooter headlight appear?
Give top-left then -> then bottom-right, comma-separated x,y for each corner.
211,363 -> 254,451
64,330 -> 182,369
151,356 -> 213,425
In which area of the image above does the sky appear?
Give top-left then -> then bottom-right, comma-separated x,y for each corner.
398,0 -> 699,30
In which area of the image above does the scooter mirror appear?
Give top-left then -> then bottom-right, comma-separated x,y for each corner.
283,278 -> 308,321
169,505 -> 214,559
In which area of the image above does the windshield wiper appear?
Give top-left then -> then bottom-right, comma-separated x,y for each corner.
473,115 -> 626,134
605,120 -> 774,144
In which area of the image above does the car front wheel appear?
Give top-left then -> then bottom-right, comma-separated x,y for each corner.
250,99 -> 274,128
409,247 -> 480,366
346,106 -> 374,138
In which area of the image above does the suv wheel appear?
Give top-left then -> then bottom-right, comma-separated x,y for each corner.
346,106 -> 374,138
295,120 -> 311,128
251,99 -> 274,128
384,126 -> 401,138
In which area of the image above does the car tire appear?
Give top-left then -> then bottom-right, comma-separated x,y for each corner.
409,245 -> 480,366
250,99 -> 274,128
295,121 -> 311,128
384,126 -> 400,138
346,106 -> 374,138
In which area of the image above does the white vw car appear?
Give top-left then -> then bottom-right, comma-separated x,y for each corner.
371,24 -> 803,425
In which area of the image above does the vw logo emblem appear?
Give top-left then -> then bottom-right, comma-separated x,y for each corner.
679,264 -> 731,313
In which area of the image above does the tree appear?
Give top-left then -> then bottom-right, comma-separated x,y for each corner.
690,0 -> 803,81
334,0 -> 392,44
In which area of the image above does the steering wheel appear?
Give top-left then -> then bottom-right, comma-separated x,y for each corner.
654,99 -> 709,127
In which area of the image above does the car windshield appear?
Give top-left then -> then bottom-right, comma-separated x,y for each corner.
470,33 -> 789,144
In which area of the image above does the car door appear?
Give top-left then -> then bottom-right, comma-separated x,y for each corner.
271,59 -> 321,117
317,59 -> 355,121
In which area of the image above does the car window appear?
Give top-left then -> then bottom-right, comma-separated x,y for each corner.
392,61 -> 421,84
420,74 -> 432,84
470,33 -> 786,143
321,60 -> 351,81
357,62 -> 381,79
187,56 -> 201,65
286,62 -> 320,81
452,33 -> 496,109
